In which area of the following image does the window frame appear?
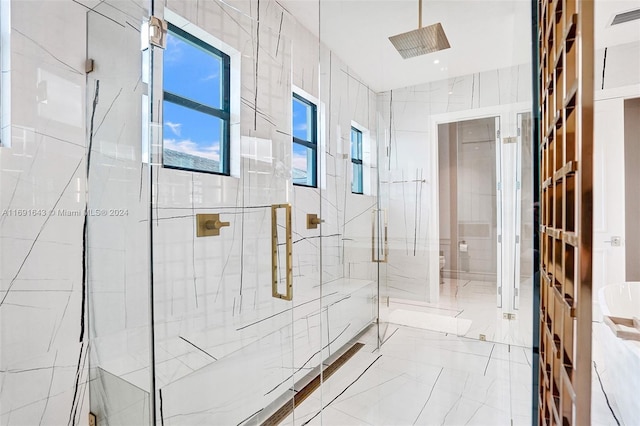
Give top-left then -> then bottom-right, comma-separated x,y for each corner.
292,92 -> 318,188
350,126 -> 363,194
162,22 -> 231,175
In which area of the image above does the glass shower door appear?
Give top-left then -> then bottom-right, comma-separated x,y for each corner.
437,114 -> 533,345
82,1 -> 328,423
376,109 -> 391,344
86,1 -> 154,424
146,2 -> 322,425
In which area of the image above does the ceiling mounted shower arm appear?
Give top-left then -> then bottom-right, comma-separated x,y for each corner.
418,0 -> 423,28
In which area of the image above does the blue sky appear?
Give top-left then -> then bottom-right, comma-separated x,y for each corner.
163,32 -> 223,164
163,30 -> 316,176
292,97 -> 313,175
292,97 -> 311,141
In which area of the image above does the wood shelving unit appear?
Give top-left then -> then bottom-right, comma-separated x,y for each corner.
537,0 -> 593,424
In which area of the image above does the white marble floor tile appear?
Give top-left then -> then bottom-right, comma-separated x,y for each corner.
591,322 -> 625,426
286,324 -> 534,426
280,299 -> 626,426
432,277 -> 534,347
387,307 -> 470,332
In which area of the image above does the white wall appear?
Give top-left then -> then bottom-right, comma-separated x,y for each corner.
592,40 -> 640,318
590,35 -> 640,426
624,98 -> 640,281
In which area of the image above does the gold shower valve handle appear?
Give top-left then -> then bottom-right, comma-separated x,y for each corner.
306,214 -> 324,229
196,214 -> 230,237
205,219 -> 230,230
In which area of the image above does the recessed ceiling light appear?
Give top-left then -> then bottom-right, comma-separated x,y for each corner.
448,91 -> 453,95
434,59 -> 440,64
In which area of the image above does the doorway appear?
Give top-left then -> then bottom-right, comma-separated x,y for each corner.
625,97 -> 640,281
436,113 -> 533,345
438,117 -> 499,284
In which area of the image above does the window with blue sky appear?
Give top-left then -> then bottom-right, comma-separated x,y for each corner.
351,127 -> 363,194
163,23 -> 230,174
292,93 -> 317,187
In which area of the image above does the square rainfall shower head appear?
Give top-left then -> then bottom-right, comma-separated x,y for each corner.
389,22 -> 450,59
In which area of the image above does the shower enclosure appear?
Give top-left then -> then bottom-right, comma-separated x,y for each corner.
86,0 -> 385,424
82,0 -> 535,423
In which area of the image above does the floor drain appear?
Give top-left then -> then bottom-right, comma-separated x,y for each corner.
261,342 -> 365,426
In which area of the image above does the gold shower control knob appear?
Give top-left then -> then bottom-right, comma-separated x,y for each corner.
196,214 -> 231,237
205,219 -> 230,230
306,213 -> 324,229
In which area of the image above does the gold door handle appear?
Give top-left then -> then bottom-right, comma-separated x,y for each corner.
196,214 -> 231,237
306,213 -> 324,229
272,204 -> 293,301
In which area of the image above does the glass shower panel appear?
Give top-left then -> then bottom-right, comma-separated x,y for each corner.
317,20 -> 379,364
250,2 -> 385,421
518,114 -> 534,277
437,114 -> 534,345
376,108 -> 392,342
456,117 -> 499,284
361,1 -> 535,421
86,1 -> 153,424
456,117 -> 500,336
375,94 -> 433,311
147,2 -> 324,424
517,112 -> 534,331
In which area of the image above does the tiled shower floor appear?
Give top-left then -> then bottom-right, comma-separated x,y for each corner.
281,276 -> 622,425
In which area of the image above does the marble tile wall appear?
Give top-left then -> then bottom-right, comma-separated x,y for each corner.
0,1 -> 91,425
376,64 -> 533,303
0,0 -> 378,424
595,40 -> 640,91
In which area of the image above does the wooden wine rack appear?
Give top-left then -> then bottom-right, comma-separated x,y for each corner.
537,0 -> 593,425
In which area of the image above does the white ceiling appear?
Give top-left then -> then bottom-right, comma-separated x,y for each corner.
280,0 -> 640,92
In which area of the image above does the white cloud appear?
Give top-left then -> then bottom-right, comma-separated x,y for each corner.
164,35 -> 185,64
165,121 -> 181,136
201,71 -> 220,82
292,152 -> 307,172
164,138 -> 220,162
